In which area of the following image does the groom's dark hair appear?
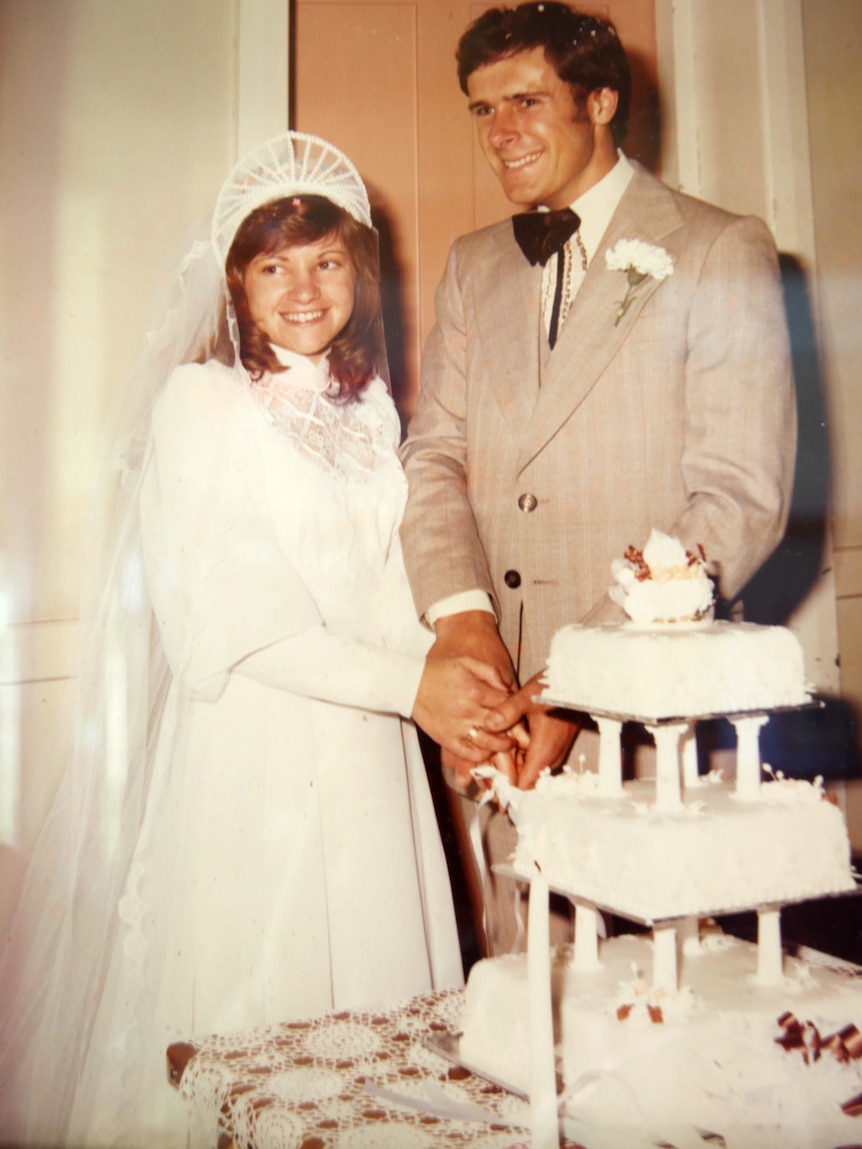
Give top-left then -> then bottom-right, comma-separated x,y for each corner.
456,1 -> 631,146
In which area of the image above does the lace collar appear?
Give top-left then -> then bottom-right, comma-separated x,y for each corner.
246,349 -> 393,484
259,344 -> 333,396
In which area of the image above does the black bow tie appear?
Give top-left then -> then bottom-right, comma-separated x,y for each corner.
512,208 -> 581,266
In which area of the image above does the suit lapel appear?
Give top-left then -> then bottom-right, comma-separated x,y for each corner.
479,225 -> 543,431
519,167 -> 687,471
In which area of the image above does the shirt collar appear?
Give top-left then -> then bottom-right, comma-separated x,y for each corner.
569,151 -> 634,264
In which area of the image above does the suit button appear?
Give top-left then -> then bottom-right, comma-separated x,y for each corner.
517,493 -> 538,512
504,570 -> 521,589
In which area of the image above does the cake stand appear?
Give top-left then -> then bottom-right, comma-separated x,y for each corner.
502,693 -> 849,1148
536,697 -> 823,807
525,696 -> 827,986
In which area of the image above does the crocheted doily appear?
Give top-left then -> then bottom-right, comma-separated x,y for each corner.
170,990 -> 568,1149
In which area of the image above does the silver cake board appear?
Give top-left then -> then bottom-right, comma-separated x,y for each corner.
531,696 -> 824,725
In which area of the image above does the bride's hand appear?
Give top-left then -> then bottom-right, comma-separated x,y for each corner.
485,672 -> 578,789
481,720 -> 530,788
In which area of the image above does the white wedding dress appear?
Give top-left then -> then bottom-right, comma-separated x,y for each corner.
49,349 -> 463,1145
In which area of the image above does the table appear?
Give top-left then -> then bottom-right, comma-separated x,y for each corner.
167,989 -> 583,1148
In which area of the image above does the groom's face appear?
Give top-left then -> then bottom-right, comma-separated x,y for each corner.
466,46 -> 602,210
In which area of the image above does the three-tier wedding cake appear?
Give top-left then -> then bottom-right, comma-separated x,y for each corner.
458,532 -> 859,1149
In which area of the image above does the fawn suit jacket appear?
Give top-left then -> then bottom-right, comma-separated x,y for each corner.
401,162 -> 796,682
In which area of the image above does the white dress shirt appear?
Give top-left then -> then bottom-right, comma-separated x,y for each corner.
540,151 -> 634,338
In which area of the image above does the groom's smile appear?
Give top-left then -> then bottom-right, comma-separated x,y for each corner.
467,46 -> 618,210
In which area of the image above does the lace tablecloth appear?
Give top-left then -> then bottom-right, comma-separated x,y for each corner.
168,989 -> 582,1148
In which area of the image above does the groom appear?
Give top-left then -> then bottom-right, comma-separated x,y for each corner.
401,2 -> 796,953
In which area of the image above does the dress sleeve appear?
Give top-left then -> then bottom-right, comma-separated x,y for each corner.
140,362 -> 425,714
234,629 -> 424,718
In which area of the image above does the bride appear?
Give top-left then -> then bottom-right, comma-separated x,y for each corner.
0,132 -> 515,1147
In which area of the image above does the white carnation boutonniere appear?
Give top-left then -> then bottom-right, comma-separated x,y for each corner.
605,239 -> 674,326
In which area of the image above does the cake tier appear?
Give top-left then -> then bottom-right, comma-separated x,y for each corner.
505,774 -> 855,921
460,932 -> 862,1149
542,620 -> 810,720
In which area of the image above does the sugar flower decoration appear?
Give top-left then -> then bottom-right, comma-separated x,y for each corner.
609,528 -> 714,625
606,239 -> 674,325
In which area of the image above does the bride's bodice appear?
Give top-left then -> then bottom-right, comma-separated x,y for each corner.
247,352 -> 409,640
140,353 -> 423,699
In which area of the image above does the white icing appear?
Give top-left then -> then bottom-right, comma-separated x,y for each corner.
461,933 -> 862,1149
505,774 -> 854,921
542,620 -> 811,719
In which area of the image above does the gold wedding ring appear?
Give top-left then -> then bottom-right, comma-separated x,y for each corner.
467,725 -> 480,741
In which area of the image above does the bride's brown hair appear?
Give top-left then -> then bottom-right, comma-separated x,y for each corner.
225,195 -> 384,401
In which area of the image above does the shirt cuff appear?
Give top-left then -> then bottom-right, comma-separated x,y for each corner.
426,590 -> 496,627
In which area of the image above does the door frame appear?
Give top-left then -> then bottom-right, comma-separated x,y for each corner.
236,0 -> 291,156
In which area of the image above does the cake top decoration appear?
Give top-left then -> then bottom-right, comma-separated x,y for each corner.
609,528 -> 714,625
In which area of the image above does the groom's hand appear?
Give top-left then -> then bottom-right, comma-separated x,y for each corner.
430,611 -> 517,686
414,611 -> 518,778
412,654 -> 516,765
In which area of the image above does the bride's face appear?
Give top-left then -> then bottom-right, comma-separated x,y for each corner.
243,236 -> 356,362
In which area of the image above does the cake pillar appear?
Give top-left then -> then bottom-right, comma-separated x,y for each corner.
527,870 -> 560,1148
573,903 -> 601,970
652,922 -> 679,991
733,714 -> 770,801
677,915 -> 700,952
756,907 -> 784,985
595,717 -> 624,795
681,721 -> 699,788
649,722 -> 686,811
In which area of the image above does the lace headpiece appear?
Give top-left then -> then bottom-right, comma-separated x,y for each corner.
212,131 -> 372,265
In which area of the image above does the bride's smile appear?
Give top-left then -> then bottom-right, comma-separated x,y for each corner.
243,237 -> 356,362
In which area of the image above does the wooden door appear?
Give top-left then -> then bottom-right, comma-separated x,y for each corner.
293,0 -> 658,418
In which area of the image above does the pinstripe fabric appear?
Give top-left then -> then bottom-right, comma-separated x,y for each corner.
401,164 -> 796,685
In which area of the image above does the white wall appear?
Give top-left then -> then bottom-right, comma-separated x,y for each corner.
0,0 -> 238,869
